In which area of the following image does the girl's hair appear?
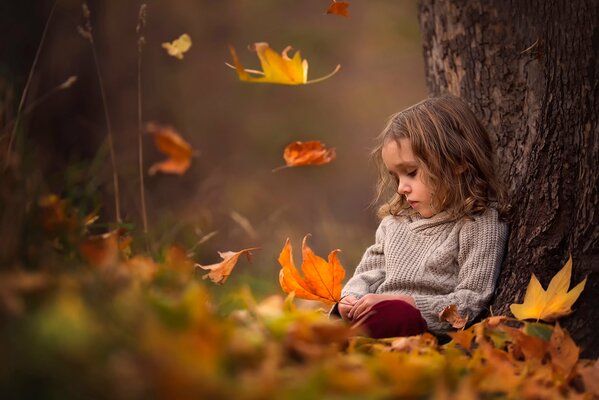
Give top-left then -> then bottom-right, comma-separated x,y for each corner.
373,94 -> 508,220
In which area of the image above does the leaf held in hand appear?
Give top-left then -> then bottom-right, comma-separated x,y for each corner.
146,122 -> 194,176
439,304 -> 469,329
196,247 -> 259,285
162,33 -> 192,59
274,141 -> 336,171
227,42 -> 340,85
510,255 -> 586,322
278,235 -> 345,305
326,1 -> 350,17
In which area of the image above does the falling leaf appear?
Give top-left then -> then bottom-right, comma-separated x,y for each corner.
439,304 -> 469,329
196,247 -> 259,284
161,33 -> 192,59
278,235 -> 345,305
326,1 -> 350,17
273,141 -> 336,171
227,42 -> 340,85
510,255 -> 586,322
146,122 -> 194,176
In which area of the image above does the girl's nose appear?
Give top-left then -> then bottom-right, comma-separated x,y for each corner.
397,182 -> 411,195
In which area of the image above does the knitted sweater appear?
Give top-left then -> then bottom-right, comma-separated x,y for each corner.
341,208 -> 508,334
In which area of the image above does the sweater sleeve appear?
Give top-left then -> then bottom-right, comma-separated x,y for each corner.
413,209 -> 508,334
341,217 -> 391,299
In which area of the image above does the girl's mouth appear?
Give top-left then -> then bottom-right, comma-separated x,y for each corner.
408,201 -> 418,208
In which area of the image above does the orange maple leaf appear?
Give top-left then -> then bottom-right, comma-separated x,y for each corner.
273,141 -> 336,171
278,235 -> 345,305
195,247 -> 259,285
227,42 -> 340,85
146,122 -> 194,176
326,1 -> 350,17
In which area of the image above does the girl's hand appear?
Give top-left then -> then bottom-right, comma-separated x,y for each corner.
338,296 -> 358,321
348,294 -> 416,321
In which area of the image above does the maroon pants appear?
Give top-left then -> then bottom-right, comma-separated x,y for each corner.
351,300 -> 428,338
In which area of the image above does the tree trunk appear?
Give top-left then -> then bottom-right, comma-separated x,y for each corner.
418,0 -> 598,357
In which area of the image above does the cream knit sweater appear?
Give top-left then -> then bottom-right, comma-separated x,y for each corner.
341,208 -> 508,334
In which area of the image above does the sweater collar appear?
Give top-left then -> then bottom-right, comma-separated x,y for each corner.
405,211 -> 457,233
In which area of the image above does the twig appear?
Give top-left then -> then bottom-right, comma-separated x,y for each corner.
1,76 -> 77,132
4,1 -> 57,170
136,4 -> 149,235
79,2 -> 122,223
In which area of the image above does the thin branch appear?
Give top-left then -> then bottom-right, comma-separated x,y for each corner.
4,1 -> 57,170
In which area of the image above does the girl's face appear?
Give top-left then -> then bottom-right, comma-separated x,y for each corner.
381,138 -> 436,218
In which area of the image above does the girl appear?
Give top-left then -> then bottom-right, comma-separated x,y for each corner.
334,95 -> 509,338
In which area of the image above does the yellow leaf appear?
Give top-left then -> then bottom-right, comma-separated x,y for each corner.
161,33 -> 192,59
146,122 -> 194,176
195,247 -> 259,284
228,42 -> 340,85
278,235 -> 345,305
510,255 -> 587,322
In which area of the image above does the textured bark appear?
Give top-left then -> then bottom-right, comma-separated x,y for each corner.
418,0 -> 598,356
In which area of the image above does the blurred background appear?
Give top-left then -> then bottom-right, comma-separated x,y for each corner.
0,0 -> 427,298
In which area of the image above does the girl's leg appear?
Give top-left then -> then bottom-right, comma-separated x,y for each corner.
352,300 -> 427,338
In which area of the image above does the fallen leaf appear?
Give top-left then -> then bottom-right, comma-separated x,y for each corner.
499,325 -> 548,362
38,194 -> 78,235
447,328 -> 476,351
439,304 -> 469,329
326,1 -> 350,17
161,33 -> 192,59
124,255 -> 159,282
195,247 -> 259,284
579,360 -> 599,397
548,323 -> 579,376
146,122 -> 194,176
510,255 -> 586,322
278,235 -> 345,305
273,141 -> 336,171
227,42 -> 340,85
79,230 -> 120,268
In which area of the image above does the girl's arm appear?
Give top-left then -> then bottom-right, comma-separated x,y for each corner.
340,216 -> 393,299
412,210 -> 509,334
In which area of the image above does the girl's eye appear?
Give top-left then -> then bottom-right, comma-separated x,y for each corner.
407,169 -> 417,178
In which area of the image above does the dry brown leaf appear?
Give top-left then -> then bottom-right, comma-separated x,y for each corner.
326,1 -> 350,17
196,247 -> 259,284
278,235 -> 345,305
146,122 -> 194,176
439,304 -> 469,329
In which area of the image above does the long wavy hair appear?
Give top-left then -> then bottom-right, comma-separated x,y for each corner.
373,95 -> 508,220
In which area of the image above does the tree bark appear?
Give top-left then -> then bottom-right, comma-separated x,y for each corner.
418,0 -> 598,356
